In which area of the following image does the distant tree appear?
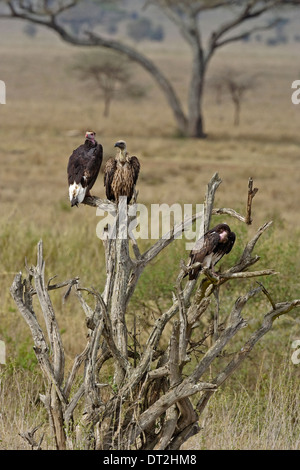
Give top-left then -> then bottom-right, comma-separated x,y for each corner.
212,69 -> 258,126
72,51 -> 146,117
1,0 -> 300,137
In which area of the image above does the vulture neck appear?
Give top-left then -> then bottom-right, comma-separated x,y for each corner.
219,231 -> 229,242
85,139 -> 96,148
117,148 -> 127,164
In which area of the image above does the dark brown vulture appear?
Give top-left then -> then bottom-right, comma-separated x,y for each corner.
186,223 -> 236,280
104,140 -> 140,204
67,131 -> 103,207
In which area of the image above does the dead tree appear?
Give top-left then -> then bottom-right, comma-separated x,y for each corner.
10,174 -> 300,450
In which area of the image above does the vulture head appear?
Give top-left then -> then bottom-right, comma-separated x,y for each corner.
214,223 -> 232,242
114,140 -> 127,162
114,140 -> 126,151
85,131 -> 96,145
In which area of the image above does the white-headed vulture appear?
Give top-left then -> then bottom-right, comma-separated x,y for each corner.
67,131 -> 103,207
187,223 -> 236,280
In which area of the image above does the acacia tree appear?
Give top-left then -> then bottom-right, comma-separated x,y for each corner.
211,68 -> 258,126
72,51 -> 145,118
1,0 -> 300,137
10,174 -> 300,450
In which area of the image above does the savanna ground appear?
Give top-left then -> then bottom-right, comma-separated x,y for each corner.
0,20 -> 300,450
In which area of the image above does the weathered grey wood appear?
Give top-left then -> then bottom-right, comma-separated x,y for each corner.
196,297 -> 300,416
10,256 -> 67,450
19,424 -> 44,450
246,177 -> 259,224
10,174 -> 300,450
33,242 -> 65,387
204,172 -> 222,232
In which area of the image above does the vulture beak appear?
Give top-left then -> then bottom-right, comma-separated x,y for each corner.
86,132 -> 95,142
114,141 -> 126,151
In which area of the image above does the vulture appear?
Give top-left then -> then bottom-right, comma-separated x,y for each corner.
104,140 -> 140,204
67,131 -> 103,207
186,223 -> 236,280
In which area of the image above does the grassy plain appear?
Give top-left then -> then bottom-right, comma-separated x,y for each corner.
0,21 -> 300,449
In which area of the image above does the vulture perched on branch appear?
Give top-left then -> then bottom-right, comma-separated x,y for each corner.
104,140 -> 140,204
186,223 -> 236,280
67,131 -> 103,207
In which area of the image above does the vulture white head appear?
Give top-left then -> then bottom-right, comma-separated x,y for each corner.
85,130 -> 96,145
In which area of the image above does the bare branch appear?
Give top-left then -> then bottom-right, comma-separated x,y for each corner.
215,18 -> 281,48
204,172 -> 222,232
32,241 -> 65,386
64,344 -> 90,399
245,177 -> 259,224
212,177 -> 258,224
140,208 -> 203,265
234,220 -> 273,270
196,296 -> 300,415
19,423 -> 44,450
212,207 -> 247,222
256,281 -> 276,309
219,269 -> 278,280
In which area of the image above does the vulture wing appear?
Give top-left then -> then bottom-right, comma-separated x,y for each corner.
224,231 -> 236,254
104,157 -> 117,201
85,144 -> 103,191
67,144 -> 102,188
188,231 -> 220,280
130,156 -> 140,185
67,145 -> 88,187
125,156 -> 140,203
211,231 -> 236,267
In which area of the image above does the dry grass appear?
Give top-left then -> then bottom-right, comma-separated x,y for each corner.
0,21 -> 299,450
183,358 -> 300,450
0,368 -> 47,449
